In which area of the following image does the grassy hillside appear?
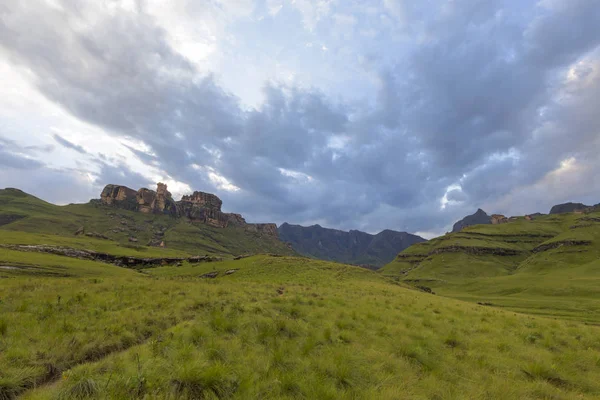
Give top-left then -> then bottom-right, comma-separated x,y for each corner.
381,211 -> 600,323
0,252 -> 598,399
0,188 -> 294,258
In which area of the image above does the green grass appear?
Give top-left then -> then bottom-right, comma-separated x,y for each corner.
3,189 -> 600,398
382,209 -> 600,323
0,252 -> 598,399
0,188 -> 294,258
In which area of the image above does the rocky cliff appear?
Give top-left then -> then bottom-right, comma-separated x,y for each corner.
100,185 -> 138,210
278,223 -> 425,268
136,183 -> 178,215
452,209 -> 491,232
99,183 -> 278,237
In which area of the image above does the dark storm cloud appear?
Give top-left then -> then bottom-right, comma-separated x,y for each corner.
52,134 -> 87,154
1,0 -> 599,234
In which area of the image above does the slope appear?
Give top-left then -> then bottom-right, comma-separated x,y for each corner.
0,188 -> 294,258
381,210 -> 600,322
278,223 -> 425,267
0,253 -> 597,399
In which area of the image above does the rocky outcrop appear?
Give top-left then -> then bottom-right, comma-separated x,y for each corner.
176,191 -> 250,228
136,183 -> 178,215
100,185 -> 138,210
177,191 -> 236,228
99,183 -> 279,238
550,202 -> 591,214
180,191 -> 222,210
491,214 -> 508,224
452,209 -> 491,232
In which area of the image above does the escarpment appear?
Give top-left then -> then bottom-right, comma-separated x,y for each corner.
99,183 -> 278,238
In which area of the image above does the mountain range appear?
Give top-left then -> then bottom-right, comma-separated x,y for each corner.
278,223 -> 425,268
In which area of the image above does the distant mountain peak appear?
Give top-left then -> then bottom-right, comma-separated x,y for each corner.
452,209 -> 492,232
278,223 -> 425,267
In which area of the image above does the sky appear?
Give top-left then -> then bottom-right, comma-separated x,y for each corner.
1,0 -> 599,238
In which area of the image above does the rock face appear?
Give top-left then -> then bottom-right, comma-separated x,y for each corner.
176,191 -> 245,228
452,209 -> 491,232
176,191 -> 251,228
180,192 -> 222,210
550,202 -> 591,214
278,223 -> 426,268
491,214 -> 508,224
99,183 -> 278,237
100,185 -> 138,210
136,183 -> 178,215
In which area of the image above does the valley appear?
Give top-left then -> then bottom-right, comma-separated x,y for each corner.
1,187 -> 600,399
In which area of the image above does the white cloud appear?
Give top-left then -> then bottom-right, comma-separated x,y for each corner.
289,0 -> 335,30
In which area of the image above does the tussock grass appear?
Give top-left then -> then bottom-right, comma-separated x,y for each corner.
0,254 -> 595,399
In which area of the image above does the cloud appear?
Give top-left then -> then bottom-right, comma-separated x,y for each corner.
0,0 -> 599,235
52,134 -> 87,154
0,137 -> 44,169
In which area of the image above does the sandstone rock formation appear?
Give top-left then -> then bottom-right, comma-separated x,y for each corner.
180,191 -> 222,210
491,214 -> 508,224
99,183 -> 278,237
136,183 -> 178,215
100,185 -> 138,210
176,191 -> 245,228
